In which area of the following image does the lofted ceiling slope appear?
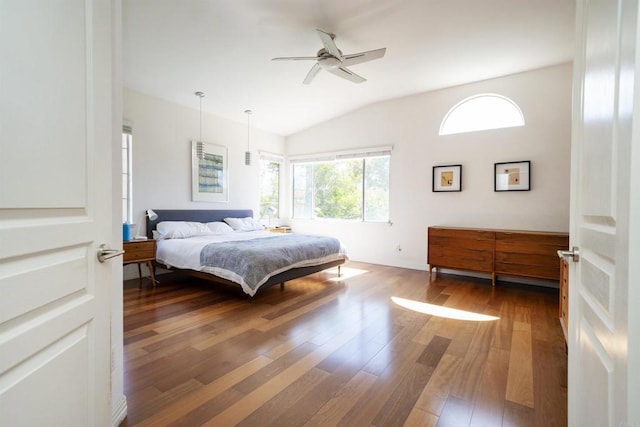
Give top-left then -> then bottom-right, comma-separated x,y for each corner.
123,0 -> 575,136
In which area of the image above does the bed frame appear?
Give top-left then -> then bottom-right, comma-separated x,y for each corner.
146,209 -> 344,293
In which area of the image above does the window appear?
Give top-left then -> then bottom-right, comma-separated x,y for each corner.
122,126 -> 133,223
439,94 -> 525,135
292,148 -> 390,221
259,155 -> 281,220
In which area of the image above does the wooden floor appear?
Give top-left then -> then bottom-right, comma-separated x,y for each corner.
120,261 -> 567,427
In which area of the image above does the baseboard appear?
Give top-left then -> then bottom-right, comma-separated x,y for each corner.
112,394 -> 127,427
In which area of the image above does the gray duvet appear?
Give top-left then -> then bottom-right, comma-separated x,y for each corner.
200,234 -> 345,296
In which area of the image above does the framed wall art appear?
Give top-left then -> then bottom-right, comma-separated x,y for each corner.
494,160 -> 530,191
191,140 -> 228,202
433,164 -> 462,192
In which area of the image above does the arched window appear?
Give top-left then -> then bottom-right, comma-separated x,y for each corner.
439,94 -> 525,136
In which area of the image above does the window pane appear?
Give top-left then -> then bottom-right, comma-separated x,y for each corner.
364,156 -> 390,221
122,133 -> 132,224
292,153 -> 390,222
293,163 -> 313,219
440,94 -> 524,135
259,159 -> 280,219
313,159 -> 362,220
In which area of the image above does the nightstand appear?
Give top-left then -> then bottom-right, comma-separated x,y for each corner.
267,226 -> 291,234
123,239 -> 157,287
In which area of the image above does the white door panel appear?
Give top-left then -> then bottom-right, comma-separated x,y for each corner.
0,0 -> 113,425
0,0 -> 88,208
570,0 -> 637,425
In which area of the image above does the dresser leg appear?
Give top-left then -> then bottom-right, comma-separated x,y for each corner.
492,272 -> 496,286
137,263 -> 142,288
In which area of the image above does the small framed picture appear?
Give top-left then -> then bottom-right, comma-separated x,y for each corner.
433,164 -> 462,192
494,160 -> 530,191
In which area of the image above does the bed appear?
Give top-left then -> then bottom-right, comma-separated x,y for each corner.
146,209 -> 347,296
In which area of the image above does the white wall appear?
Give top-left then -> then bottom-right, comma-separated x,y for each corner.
285,64 -> 573,270
123,89 -> 286,234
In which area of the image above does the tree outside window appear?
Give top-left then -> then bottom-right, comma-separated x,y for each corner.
293,154 -> 390,221
259,158 -> 280,219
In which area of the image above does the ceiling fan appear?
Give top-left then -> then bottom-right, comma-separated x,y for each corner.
272,29 -> 386,84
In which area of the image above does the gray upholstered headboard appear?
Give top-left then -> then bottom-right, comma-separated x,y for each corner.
146,209 -> 254,239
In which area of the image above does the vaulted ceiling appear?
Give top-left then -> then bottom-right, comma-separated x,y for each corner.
123,0 -> 575,136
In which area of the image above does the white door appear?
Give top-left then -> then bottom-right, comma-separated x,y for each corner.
569,0 -> 639,425
0,0 -> 114,425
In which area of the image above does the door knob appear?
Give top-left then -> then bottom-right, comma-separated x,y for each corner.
557,246 -> 580,262
97,244 -> 125,263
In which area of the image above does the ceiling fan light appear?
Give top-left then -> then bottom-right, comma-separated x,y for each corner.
319,57 -> 341,70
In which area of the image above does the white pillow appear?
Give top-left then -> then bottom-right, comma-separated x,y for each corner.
205,221 -> 234,234
224,217 -> 263,231
156,221 -> 210,239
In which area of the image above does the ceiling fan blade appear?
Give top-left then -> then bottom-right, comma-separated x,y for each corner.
342,48 -> 387,67
303,63 -> 322,85
327,66 -> 366,84
316,29 -> 343,60
272,56 -> 318,61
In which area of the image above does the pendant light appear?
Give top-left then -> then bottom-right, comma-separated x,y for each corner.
244,109 -> 252,166
195,91 -> 205,159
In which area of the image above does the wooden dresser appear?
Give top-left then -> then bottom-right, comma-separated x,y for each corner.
559,258 -> 569,343
427,226 -> 569,286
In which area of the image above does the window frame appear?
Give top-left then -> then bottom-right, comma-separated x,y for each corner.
259,152 -> 283,220
122,126 -> 133,224
290,146 -> 391,222
439,93 -> 525,136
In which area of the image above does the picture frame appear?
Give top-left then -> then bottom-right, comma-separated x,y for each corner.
191,140 -> 228,202
494,160 -> 530,191
433,164 -> 462,192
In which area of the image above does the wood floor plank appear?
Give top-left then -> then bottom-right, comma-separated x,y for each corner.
371,336 -> 451,427
303,370 -> 378,427
120,262 -> 567,427
503,400 -> 535,427
127,379 -> 203,425
166,388 -> 245,427
449,321 -> 495,401
532,338 -> 568,427
437,395 -> 474,427
506,318 -> 535,408
133,355 -> 272,427
235,367 -> 329,427
404,407 -> 439,427
282,321 -> 395,425
413,316 -> 444,345
201,319 -> 370,426
336,341 -> 427,426
469,346 -> 510,426
413,353 -> 462,417
233,341 -> 318,394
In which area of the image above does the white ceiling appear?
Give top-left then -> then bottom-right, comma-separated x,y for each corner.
123,0 -> 575,137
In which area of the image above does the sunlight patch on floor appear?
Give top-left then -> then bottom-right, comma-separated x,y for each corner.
327,266 -> 368,282
391,296 -> 499,321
